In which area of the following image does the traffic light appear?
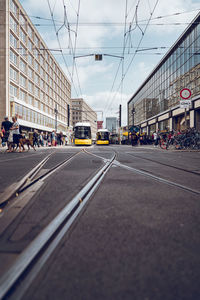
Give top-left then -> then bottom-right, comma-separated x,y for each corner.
119,104 -> 121,127
95,54 -> 102,61
67,104 -> 70,127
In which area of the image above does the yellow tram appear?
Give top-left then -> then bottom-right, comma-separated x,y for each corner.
96,129 -> 110,145
74,122 -> 92,146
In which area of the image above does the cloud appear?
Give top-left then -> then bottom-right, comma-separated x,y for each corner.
82,90 -> 131,126
19,0 -> 200,127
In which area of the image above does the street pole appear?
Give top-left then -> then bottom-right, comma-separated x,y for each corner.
185,108 -> 187,130
54,104 -> 58,132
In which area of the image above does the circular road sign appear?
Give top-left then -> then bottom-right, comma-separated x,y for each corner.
180,88 -> 191,99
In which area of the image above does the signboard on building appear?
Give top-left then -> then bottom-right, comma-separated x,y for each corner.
97,120 -> 103,130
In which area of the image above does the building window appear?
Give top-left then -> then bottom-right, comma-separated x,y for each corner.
35,35 -> 39,48
10,84 -> 18,96
35,100 -> 39,108
28,81 -> 33,93
20,59 -> 26,73
27,39 -> 33,51
28,67 -> 34,79
35,73 -> 39,85
20,28 -> 26,44
19,43 -> 26,59
28,25 -> 33,39
10,67 -> 18,82
10,32 -> 18,49
10,15 -> 18,33
10,49 -> 18,65
35,86 -> 40,98
20,89 -> 26,102
20,74 -> 26,88
28,54 -> 33,65
35,60 -> 39,73
28,95 -> 33,105
19,13 -> 26,27
10,0 -> 18,15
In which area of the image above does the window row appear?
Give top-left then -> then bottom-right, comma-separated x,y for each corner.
9,84 -> 68,116
9,15 -> 70,88
9,48 -> 70,95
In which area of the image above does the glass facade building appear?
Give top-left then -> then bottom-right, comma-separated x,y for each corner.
128,12 -> 200,134
106,117 -> 117,133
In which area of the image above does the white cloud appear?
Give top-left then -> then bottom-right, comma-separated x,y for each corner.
19,0 -> 200,126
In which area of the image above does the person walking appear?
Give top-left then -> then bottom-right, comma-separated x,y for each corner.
1,116 -> 13,149
8,116 -> 22,152
153,131 -> 158,147
33,129 -> 40,147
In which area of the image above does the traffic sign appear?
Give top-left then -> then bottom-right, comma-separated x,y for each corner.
180,88 -> 191,100
180,100 -> 191,109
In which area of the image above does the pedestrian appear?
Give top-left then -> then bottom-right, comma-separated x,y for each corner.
8,116 -> 22,152
39,132 -> 44,146
153,131 -> 158,147
33,129 -> 39,147
51,130 -> 57,146
1,116 -> 13,149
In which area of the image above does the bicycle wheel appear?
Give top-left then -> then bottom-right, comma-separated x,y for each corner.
160,140 -> 167,150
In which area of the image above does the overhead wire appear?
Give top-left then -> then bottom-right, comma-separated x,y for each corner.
4,7 -> 199,25
103,0 -> 141,115
105,0 -> 160,114
46,0 -> 81,97
104,0 -> 143,115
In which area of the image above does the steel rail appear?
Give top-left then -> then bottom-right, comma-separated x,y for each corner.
84,150 -> 200,194
126,152 -> 200,176
0,153 -> 116,300
0,152 -> 54,207
18,150 -> 82,193
0,150 -> 82,209
114,161 -> 200,195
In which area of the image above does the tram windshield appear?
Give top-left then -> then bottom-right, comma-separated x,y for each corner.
97,132 -> 109,140
74,126 -> 91,139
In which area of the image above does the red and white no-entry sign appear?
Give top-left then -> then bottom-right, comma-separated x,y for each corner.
180,88 -> 191,99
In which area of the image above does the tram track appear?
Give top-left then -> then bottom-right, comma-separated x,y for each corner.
0,150 -> 83,210
126,152 -> 200,176
0,152 -> 116,300
85,148 -> 200,195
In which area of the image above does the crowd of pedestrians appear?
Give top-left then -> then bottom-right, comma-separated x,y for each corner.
130,129 -> 183,147
0,116 -> 70,152
32,130 -> 69,148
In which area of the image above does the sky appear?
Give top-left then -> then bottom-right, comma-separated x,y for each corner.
19,0 -> 200,126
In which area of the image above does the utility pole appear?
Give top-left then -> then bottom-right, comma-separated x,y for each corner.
119,104 -> 122,144
67,104 -> 70,127
119,104 -> 121,127
54,104 -> 58,132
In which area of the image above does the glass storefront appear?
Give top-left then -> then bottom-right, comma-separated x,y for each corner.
128,13 -> 200,128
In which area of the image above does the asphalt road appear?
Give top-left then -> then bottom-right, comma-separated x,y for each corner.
0,145 -> 200,300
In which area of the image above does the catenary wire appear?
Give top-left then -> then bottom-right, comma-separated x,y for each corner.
104,0 -> 160,115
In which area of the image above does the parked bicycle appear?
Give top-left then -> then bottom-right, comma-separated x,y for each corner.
159,128 -> 200,150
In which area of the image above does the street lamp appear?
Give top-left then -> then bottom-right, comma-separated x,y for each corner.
54,104 -> 58,132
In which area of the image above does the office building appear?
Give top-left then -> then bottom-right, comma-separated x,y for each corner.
0,0 -> 71,135
128,12 -> 200,134
71,98 -> 97,139
106,117 -> 117,133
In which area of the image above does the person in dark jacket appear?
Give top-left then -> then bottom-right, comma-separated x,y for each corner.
1,116 -> 13,148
